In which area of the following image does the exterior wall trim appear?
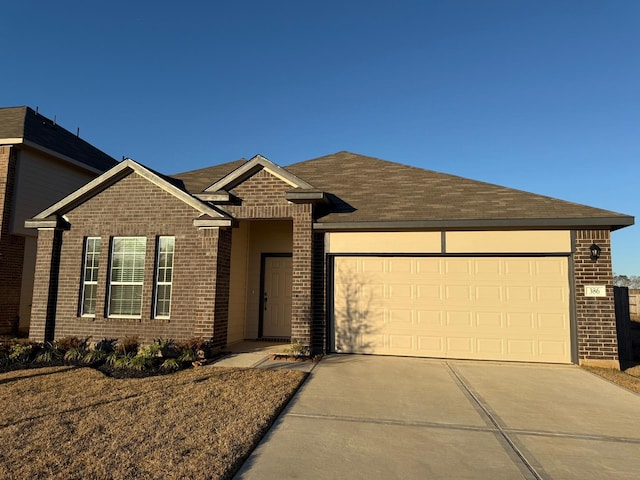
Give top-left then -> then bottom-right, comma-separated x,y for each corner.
314,218 -> 634,231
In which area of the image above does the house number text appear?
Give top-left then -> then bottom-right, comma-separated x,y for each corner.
584,285 -> 606,297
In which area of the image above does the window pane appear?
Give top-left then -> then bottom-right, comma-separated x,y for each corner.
154,236 -> 175,318
109,237 -> 146,317
80,237 -> 101,316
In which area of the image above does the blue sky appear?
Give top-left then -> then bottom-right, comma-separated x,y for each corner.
2,1 -> 638,274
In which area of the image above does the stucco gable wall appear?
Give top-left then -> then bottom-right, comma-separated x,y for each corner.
32,172 -> 226,343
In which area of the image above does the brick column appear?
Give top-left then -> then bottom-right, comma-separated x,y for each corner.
292,205 -> 313,347
211,228 -> 232,347
193,227 -> 231,348
0,146 -> 25,334
311,231 -> 326,354
574,229 -> 619,369
29,229 -> 63,342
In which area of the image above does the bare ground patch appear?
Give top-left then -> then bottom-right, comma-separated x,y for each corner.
583,364 -> 640,395
0,366 -> 306,479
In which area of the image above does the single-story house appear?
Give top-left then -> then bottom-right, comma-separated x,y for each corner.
26,151 -> 634,368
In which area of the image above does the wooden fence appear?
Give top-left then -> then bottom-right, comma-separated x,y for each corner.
614,286 -> 633,361
630,289 -> 639,320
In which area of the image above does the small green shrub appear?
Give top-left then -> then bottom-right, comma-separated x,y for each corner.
138,343 -> 161,359
129,354 -> 153,371
35,342 -> 63,363
160,358 -> 180,372
113,352 -> 135,369
154,338 -> 179,358
178,348 -> 197,363
83,348 -> 107,364
9,343 -> 34,362
285,339 -> 308,357
64,347 -> 88,362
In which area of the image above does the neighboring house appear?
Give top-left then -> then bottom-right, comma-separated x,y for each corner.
26,151 -> 634,368
0,106 -> 118,335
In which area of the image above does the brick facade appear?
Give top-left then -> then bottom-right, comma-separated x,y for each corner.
30,172 -> 232,345
0,146 -> 25,334
573,229 -> 619,368
27,158 -> 625,364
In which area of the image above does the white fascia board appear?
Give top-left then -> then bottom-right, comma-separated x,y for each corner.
0,137 -> 23,145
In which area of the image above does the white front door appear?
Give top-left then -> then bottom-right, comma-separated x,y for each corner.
262,256 -> 292,337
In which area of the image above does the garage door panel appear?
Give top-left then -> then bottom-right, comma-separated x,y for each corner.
446,285 -> 472,301
446,311 -> 473,327
445,259 -> 472,275
537,313 -> 568,330
477,338 -> 504,356
416,284 -> 443,301
334,256 -> 571,363
417,310 -> 443,326
505,259 -> 533,275
388,309 -> 413,326
388,284 -> 411,300
506,312 -> 535,329
475,285 -> 503,303
476,312 -> 503,328
474,259 -> 502,275
447,337 -> 474,354
506,285 -> 534,302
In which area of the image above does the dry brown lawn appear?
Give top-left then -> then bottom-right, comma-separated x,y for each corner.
583,364 -> 640,395
0,365 -> 306,479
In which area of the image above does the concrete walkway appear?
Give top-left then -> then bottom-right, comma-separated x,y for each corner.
210,341 -> 317,372
234,355 -> 640,479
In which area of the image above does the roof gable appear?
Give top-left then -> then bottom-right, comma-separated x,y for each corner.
204,154 -> 314,192
28,159 -> 232,227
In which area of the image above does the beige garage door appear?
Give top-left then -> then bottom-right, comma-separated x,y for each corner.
333,256 -> 572,363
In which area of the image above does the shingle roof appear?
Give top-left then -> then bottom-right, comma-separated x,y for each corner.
0,106 -> 117,172
172,151 -> 634,230
171,159 -> 248,193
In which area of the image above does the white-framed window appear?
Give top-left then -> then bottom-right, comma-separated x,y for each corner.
108,237 -> 147,317
154,236 -> 175,318
80,237 -> 101,316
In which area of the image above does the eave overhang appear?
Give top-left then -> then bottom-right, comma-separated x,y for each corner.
193,215 -> 236,228
313,216 -> 635,232
285,189 -> 328,204
24,215 -> 70,230
194,191 -> 237,203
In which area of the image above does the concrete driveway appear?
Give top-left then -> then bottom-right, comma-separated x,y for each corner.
234,355 -> 640,479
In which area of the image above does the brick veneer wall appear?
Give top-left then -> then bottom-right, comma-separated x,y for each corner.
0,146 -> 25,334
226,169 -> 315,348
311,231 -> 326,354
29,172 -> 231,345
574,229 -> 619,368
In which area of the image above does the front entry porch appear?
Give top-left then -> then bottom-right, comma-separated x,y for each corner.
227,220 -> 294,344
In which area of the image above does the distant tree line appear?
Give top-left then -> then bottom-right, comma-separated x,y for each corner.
614,274 -> 640,289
